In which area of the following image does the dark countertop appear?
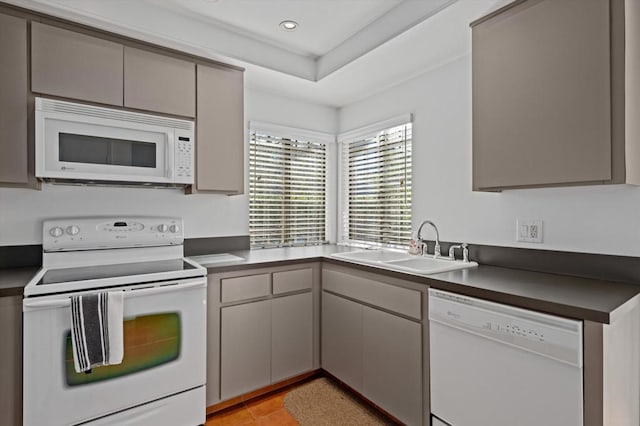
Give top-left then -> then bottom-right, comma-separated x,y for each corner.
195,245 -> 353,272
424,266 -> 640,324
196,245 -> 640,325
3,245 -> 638,324
0,267 -> 39,297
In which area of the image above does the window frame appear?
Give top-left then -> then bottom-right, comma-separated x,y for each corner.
337,114 -> 413,248
248,121 -> 335,249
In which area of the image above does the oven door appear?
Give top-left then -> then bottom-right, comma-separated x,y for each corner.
36,109 -> 173,184
23,278 -> 206,426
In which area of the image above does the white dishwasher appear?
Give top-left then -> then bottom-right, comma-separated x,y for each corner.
428,289 -> 583,426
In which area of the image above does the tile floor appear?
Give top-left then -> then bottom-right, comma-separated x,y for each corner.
205,388 -> 298,426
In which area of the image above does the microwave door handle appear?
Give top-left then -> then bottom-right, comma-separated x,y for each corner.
166,131 -> 173,180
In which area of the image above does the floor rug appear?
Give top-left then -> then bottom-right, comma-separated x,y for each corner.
284,377 -> 394,425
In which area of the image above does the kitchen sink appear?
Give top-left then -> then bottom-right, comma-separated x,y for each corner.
330,249 -> 414,263
385,256 -> 477,274
330,249 -> 477,275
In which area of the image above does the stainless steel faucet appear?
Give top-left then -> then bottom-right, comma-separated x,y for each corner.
448,243 -> 470,263
416,220 -> 441,258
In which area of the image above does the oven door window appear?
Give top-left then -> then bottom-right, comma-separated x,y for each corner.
64,313 -> 180,386
59,133 -> 157,168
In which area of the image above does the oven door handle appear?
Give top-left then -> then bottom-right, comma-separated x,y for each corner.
23,279 -> 206,310
23,298 -> 71,309
126,280 -> 205,298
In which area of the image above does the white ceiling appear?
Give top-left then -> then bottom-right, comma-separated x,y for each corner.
5,0 -> 509,107
244,0 -> 509,107
152,0 -> 403,57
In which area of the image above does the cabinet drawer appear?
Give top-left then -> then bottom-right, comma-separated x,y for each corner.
323,269 -> 421,320
221,274 -> 270,303
273,268 -> 312,294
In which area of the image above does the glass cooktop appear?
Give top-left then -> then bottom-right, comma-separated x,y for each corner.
37,259 -> 198,286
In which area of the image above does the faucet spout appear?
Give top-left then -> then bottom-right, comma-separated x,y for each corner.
416,220 -> 441,257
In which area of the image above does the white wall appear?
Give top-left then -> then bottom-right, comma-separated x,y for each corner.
339,55 -> 640,257
0,88 -> 338,245
245,89 -> 338,134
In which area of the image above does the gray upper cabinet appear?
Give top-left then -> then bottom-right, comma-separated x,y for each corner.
0,13 -> 28,185
31,22 -> 124,106
626,0 -> 640,185
124,47 -> 195,117
471,0 -> 625,190
192,64 -> 244,194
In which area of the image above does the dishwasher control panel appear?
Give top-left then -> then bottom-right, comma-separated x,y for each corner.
489,322 -> 545,342
429,289 -> 583,367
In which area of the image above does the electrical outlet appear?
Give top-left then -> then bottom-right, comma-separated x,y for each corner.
516,219 -> 543,243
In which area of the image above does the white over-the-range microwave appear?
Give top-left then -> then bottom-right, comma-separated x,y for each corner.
35,97 -> 195,186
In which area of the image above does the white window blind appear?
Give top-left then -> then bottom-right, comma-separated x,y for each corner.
340,122 -> 412,247
249,128 -> 328,248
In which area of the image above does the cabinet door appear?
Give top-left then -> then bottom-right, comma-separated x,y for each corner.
0,13 -> 27,185
124,47 -> 195,117
0,296 -> 22,426
31,22 -> 123,106
194,64 -> 244,194
321,292 -> 363,391
362,306 -> 422,426
472,0 -> 612,190
220,300 -> 271,399
272,292 -> 313,382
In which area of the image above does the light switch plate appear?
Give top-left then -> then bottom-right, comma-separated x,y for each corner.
516,219 -> 543,243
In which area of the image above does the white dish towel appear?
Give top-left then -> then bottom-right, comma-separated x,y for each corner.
70,291 -> 124,373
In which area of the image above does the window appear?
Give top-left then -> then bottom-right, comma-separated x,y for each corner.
249,125 -> 329,248
339,119 -> 412,247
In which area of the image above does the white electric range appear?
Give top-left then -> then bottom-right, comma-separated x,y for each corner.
23,217 -> 207,426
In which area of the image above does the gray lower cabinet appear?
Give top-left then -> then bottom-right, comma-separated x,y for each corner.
191,64 -> 244,194
0,296 -> 22,426
31,22 -> 124,106
321,266 -> 425,425
271,292 -> 313,382
321,292 -> 363,391
124,46 -> 196,117
220,299 -> 271,400
220,293 -> 314,400
362,306 -> 422,426
211,264 -> 318,406
0,12 -> 28,185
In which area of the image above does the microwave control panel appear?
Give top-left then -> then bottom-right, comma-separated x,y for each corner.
174,132 -> 194,184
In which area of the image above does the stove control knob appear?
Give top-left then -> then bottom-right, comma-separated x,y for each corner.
169,224 -> 180,233
157,224 -> 168,233
49,227 -> 64,237
66,225 -> 80,236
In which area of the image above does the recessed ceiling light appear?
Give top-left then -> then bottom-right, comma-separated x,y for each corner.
279,20 -> 298,31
